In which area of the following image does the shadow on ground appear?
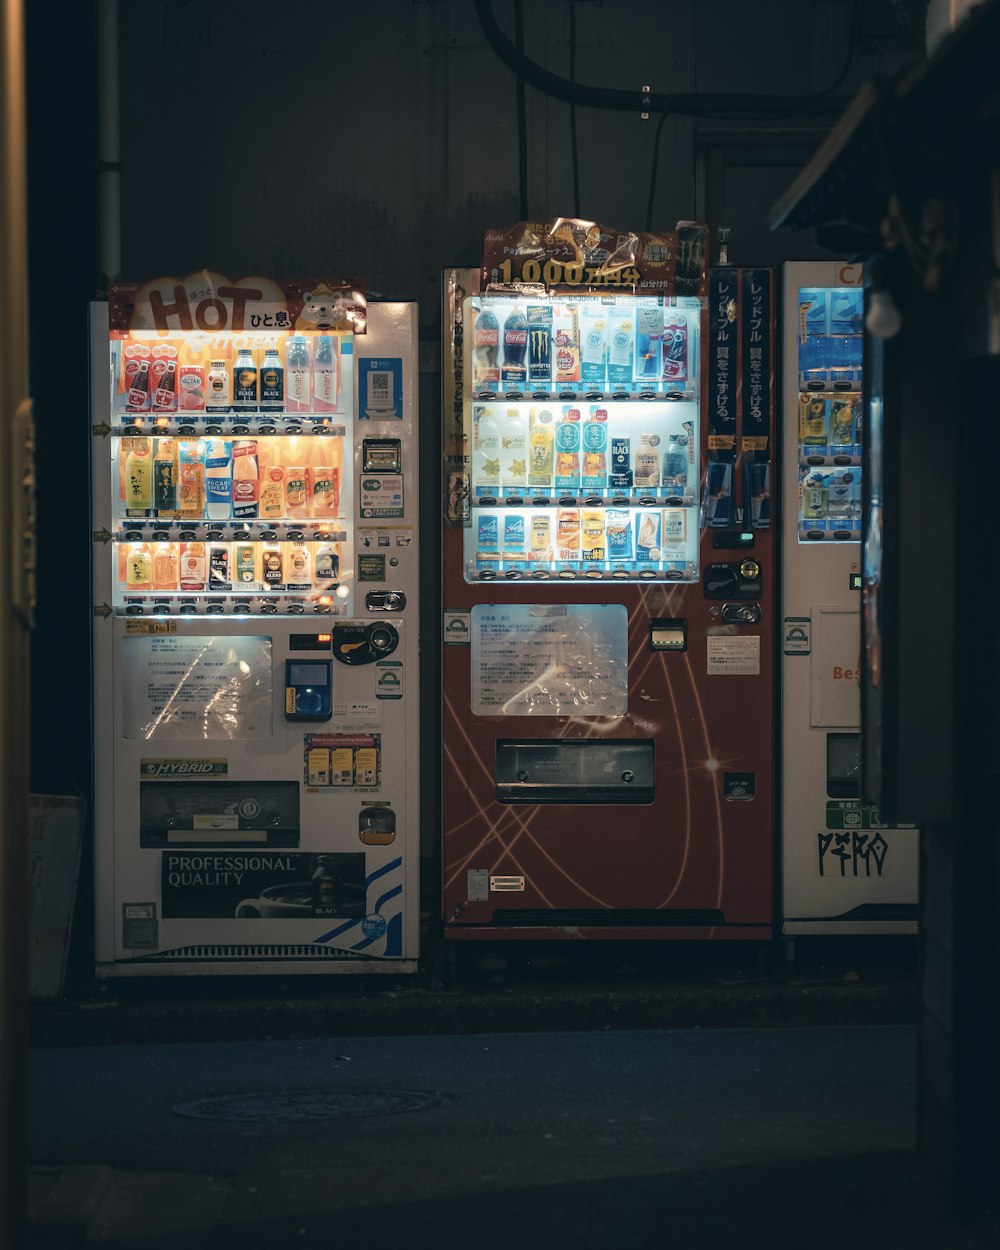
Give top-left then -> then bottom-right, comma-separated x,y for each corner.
33,1151 -> 997,1250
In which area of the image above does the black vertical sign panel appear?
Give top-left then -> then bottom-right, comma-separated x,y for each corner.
706,270 -> 739,528
741,269 -> 773,529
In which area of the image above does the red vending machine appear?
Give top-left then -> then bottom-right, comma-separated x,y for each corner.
442,222 -> 775,944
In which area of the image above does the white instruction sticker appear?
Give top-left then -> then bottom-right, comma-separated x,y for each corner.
707,635 -> 761,675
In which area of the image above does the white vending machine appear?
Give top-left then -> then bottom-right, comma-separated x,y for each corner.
91,277 -> 420,975
780,260 -> 917,938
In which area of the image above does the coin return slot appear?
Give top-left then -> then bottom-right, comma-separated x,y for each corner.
650,618 -> 687,651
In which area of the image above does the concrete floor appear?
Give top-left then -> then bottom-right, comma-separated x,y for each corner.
29,1024 -> 994,1248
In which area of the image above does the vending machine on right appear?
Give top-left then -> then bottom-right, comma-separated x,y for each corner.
780,261 -> 918,938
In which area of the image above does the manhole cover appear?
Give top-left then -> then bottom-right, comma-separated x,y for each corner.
173,1089 -> 443,1123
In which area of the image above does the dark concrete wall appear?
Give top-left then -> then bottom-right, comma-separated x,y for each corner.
116,0 -> 919,307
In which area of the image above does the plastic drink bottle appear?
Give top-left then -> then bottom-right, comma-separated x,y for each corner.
205,440 -> 232,519
501,407 -> 527,492
152,542 -> 178,591
581,410 -> 609,491
231,440 -> 259,519
285,335 -> 311,413
153,438 -> 178,516
473,307 -> 500,390
124,350 -> 150,412
528,408 -> 554,488
475,405 -> 500,489
177,440 -> 205,518
662,434 -> 688,495
124,437 -> 152,517
313,335 -> 337,412
125,543 -> 152,590
554,408 -> 581,491
501,309 -> 528,389
149,346 -> 178,412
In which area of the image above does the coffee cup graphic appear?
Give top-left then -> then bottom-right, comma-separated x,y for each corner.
235,883 -> 314,919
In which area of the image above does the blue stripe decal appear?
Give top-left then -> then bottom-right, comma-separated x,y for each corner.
312,917 -> 361,944
350,935 -> 378,951
385,912 -> 403,957
365,857 -> 402,888
373,883 -> 403,914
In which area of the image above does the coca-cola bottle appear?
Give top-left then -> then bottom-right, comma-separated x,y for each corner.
500,308 -> 528,390
473,307 -> 500,391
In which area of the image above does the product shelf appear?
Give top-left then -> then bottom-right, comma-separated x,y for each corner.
112,415 -> 348,438
116,593 -> 345,617
114,519 -> 349,542
471,387 -> 698,405
471,491 -> 697,508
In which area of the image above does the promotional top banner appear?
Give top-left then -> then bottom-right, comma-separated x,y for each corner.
108,272 -> 367,336
482,218 -> 708,298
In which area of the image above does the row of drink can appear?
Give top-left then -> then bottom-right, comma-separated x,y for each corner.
472,301 -> 694,394
797,287 -> 863,384
120,540 -> 342,594
119,437 -> 341,521
474,508 -> 692,572
799,393 -> 862,448
473,404 -> 695,499
117,334 -> 341,415
799,468 -> 861,522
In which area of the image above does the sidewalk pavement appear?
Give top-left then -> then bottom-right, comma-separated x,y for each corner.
27,1026 -> 1000,1249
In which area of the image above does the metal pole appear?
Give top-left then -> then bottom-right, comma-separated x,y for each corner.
0,0 -> 33,1244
